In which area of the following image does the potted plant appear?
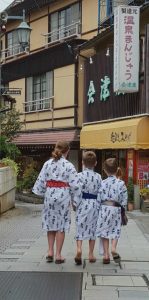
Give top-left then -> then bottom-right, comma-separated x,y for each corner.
0,157 -> 19,175
140,187 -> 149,212
140,187 -> 149,200
127,177 -> 134,211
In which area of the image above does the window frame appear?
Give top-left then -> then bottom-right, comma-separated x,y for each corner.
49,1 -> 81,42
25,71 -> 54,113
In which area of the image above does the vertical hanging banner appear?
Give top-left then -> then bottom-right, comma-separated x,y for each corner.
114,6 -> 140,93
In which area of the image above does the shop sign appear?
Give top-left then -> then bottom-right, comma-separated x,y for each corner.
111,131 -> 132,143
87,76 -> 124,104
114,5 -> 140,93
138,160 -> 149,180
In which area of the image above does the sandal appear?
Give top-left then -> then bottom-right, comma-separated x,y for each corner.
111,252 -> 121,263
103,257 -> 110,264
55,258 -> 65,264
74,252 -> 82,265
46,255 -> 53,263
89,257 -> 96,263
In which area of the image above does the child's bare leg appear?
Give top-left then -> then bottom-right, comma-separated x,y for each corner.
74,240 -> 82,265
89,239 -> 96,262
47,231 -> 56,257
111,239 -> 118,254
76,240 -> 82,255
102,238 -> 110,259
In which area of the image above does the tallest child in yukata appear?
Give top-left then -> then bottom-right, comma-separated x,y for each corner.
32,140 -> 81,264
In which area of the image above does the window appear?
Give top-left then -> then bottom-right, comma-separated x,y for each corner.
25,71 -> 53,112
7,30 -> 21,56
50,2 -> 81,42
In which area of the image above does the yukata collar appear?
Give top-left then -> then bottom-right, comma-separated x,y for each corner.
108,175 -> 116,178
84,167 -> 94,171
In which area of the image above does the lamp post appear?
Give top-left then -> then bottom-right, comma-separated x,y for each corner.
0,9 -> 32,114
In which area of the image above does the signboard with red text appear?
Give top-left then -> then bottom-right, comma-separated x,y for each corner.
114,6 -> 140,93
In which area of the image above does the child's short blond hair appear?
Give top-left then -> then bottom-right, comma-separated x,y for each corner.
82,151 -> 97,169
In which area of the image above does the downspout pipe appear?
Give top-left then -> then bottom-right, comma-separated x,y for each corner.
98,0 -> 100,33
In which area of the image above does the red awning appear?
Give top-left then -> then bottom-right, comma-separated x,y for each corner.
13,130 -> 79,145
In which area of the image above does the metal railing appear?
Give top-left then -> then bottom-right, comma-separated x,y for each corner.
23,97 -> 54,113
43,21 -> 81,45
1,44 -> 27,60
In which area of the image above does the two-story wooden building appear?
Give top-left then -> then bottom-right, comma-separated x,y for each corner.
1,0 -> 100,171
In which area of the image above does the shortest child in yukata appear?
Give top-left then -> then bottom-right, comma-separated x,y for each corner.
96,158 -> 128,264
73,151 -> 102,265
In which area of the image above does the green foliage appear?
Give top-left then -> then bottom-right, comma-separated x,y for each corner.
140,188 -> 149,198
22,162 -> 38,191
0,108 -> 22,140
0,108 -> 22,159
0,135 -> 21,159
1,157 -> 19,175
127,177 -> 134,203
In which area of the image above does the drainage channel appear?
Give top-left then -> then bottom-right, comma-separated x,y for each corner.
91,273 -> 149,288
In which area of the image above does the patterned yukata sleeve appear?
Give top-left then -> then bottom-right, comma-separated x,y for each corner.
68,165 -> 81,207
32,162 -> 47,196
119,181 -> 128,207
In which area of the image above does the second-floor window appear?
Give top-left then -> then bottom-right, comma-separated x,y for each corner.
7,30 -> 21,56
25,71 -> 54,112
49,2 -> 81,42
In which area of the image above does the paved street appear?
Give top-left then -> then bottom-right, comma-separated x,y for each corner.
0,201 -> 149,299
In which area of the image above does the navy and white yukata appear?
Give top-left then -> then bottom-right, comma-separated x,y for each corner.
32,157 -> 81,232
96,175 -> 128,240
74,168 -> 102,240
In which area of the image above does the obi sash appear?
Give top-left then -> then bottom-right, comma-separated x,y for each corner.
82,192 -> 97,200
46,180 -> 69,188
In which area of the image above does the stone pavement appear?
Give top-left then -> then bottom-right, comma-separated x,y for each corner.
0,202 -> 149,299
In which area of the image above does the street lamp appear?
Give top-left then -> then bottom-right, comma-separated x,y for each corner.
0,10 -> 32,114
15,10 -> 32,50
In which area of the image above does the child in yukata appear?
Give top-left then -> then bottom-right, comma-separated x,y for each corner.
32,140 -> 81,264
96,158 -> 128,264
73,151 -> 102,265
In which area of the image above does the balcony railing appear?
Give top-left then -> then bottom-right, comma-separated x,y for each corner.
43,21 -> 81,46
23,97 -> 54,113
1,44 -> 28,61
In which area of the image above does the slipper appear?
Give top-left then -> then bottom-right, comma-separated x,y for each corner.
103,257 -> 110,264
74,252 -> 82,265
55,259 -> 65,264
46,255 -> 53,263
111,252 -> 121,263
89,258 -> 96,263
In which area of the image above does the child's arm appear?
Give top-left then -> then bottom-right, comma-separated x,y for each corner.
119,181 -> 128,207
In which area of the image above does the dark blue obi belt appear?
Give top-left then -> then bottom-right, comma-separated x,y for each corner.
82,192 -> 97,200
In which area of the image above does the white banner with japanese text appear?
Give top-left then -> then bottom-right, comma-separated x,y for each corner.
114,5 -> 140,93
